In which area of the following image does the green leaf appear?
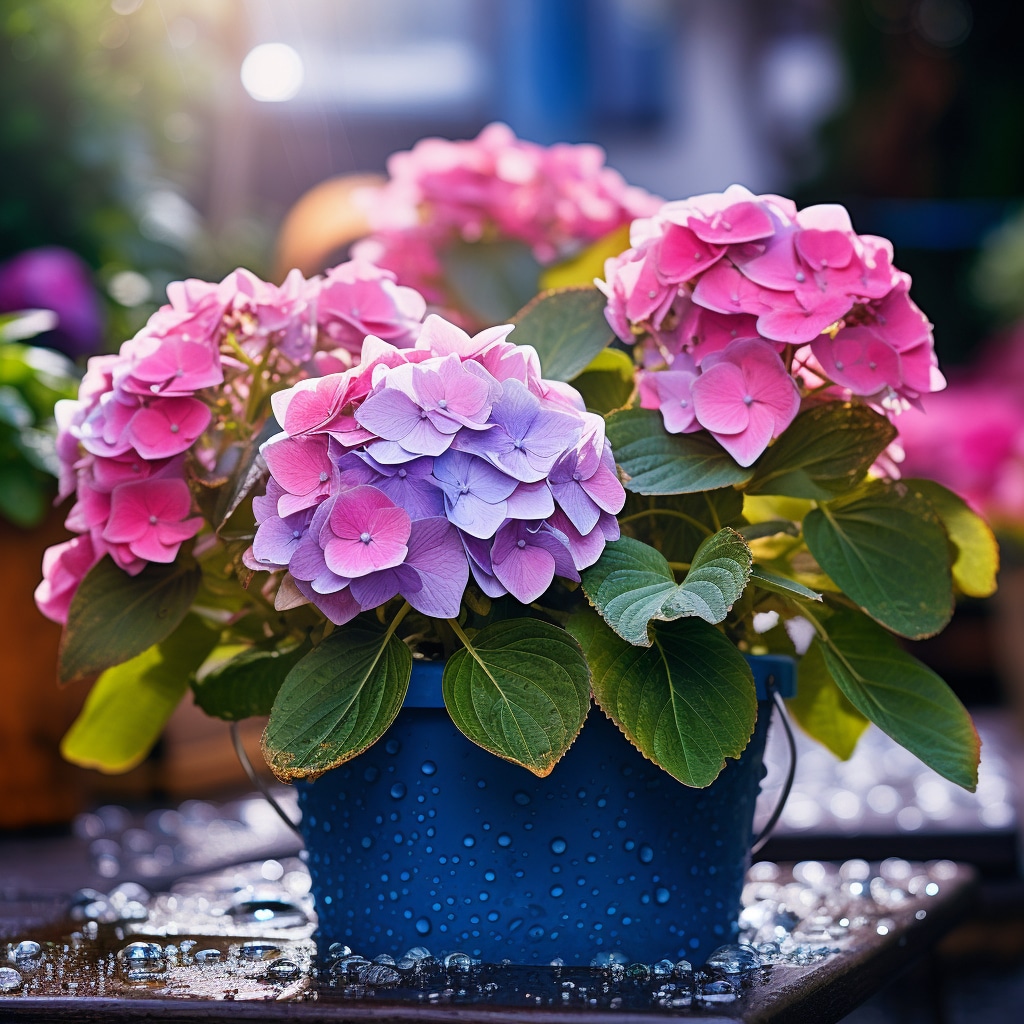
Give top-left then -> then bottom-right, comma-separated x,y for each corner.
572,346 -> 636,414
263,621 -> 412,781
441,238 -> 542,325
907,478 -> 999,598
606,408 -> 753,494
788,640 -> 868,759
660,528 -> 752,622
540,224 -> 632,290
192,641 -> 311,721
509,287 -> 614,382
59,555 -> 202,683
749,565 -> 823,602
582,537 -> 678,646
747,404 -> 897,499
815,609 -> 980,789
61,615 -> 220,773
569,609 -> 757,788
583,532 -> 751,645
443,618 -> 591,777
803,480 -> 953,639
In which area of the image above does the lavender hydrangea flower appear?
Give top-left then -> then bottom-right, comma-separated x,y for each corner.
250,314 -> 626,613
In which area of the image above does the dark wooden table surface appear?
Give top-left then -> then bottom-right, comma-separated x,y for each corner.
0,804 -> 980,1024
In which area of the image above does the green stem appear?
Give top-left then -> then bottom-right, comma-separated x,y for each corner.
385,601 -> 412,643
618,508 -> 714,536
447,616 -> 476,654
668,561 -> 691,573
703,492 -> 722,532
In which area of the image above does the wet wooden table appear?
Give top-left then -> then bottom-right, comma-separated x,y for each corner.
0,809 -> 978,1023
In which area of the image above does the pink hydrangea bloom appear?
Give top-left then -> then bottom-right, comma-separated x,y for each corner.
352,122 -> 659,313
598,185 -> 944,465
898,326 -> 1024,532
250,314 -> 625,617
37,261 -> 429,624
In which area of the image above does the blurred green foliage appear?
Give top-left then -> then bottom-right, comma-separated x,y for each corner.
0,313 -> 80,527
0,0 -> 271,344
800,0 -> 1024,363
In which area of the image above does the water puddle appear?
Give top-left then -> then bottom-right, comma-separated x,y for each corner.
0,850 -> 957,1011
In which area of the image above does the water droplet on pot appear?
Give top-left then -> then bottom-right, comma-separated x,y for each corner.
443,952 -> 474,971
390,782 -> 407,799
638,844 -> 654,863
497,834 -> 512,848
415,917 -> 432,936
421,761 -> 437,775
513,791 -> 531,805
655,887 -> 671,904
463,835 -> 475,848
193,949 -> 222,963
550,837 -> 567,854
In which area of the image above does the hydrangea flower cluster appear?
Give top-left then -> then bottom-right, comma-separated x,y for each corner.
249,314 -> 626,622
598,185 -> 945,467
899,326 -> 1024,532
353,122 -> 659,306
35,261 -> 426,624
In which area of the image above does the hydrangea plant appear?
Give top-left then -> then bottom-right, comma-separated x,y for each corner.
38,133 -> 989,795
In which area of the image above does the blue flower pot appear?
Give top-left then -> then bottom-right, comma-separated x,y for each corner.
297,655 -> 794,966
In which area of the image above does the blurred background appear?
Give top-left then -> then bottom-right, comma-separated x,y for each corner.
3,1 -> 1024,1018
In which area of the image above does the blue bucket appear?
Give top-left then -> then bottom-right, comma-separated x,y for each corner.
297,655 -> 794,966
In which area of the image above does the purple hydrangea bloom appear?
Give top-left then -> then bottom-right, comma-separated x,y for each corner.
250,313 -> 626,622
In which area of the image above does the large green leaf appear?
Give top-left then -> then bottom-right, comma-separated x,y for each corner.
572,346 -> 636,414
509,286 -> 614,382
815,609 -> 980,790
569,610 -> 757,788
583,533 -> 751,645
907,479 -> 999,598
61,615 -> 220,773
803,480 -> 953,639
263,622 -> 412,781
606,408 -> 753,494
441,238 -> 542,325
660,528 -> 752,621
582,537 -> 677,645
747,404 -> 897,499
443,618 -> 591,777
59,555 -> 202,683
788,639 -> 868,760
192,640 -> 311,721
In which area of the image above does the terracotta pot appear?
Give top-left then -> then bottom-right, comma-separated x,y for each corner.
0,513 -> 88,828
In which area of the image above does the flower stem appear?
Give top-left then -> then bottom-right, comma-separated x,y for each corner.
618,508 -> 714,535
